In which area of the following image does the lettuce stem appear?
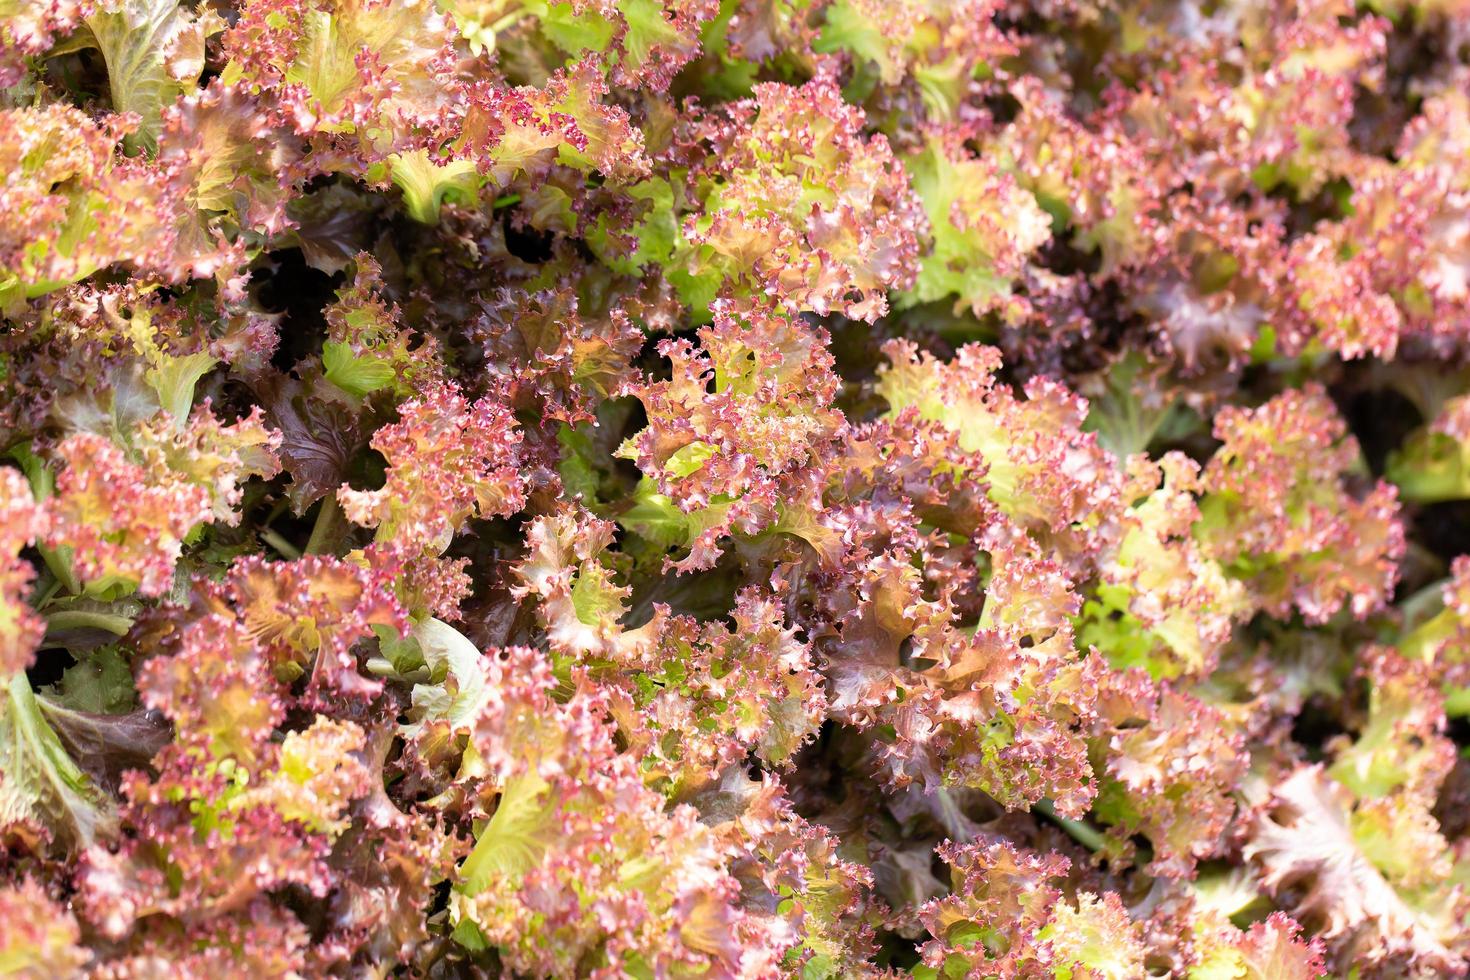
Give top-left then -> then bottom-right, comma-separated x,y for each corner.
44,610 -> 134,636
305,494 -> 345,556
1033,798 -> 1109,854
261,527 -> 303,560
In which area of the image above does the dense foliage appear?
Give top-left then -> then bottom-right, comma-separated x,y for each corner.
3,0 -> 1470,976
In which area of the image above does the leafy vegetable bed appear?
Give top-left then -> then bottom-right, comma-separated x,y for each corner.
3,0 -> 1470,976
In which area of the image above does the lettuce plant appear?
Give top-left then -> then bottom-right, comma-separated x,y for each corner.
3,0 -> 1470,977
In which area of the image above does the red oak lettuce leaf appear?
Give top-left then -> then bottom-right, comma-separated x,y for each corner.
997,81 -> 1168,278
1195,384 -> 1404,624
0,106 -> 181,305
83,900 -> 311,979
452,644 -> 772,976
373,59 -> 652,223
157,84 -> 304,284
691,767 -> 882,977
1401,554 -> 1470,713
616,301 -> 844,569
0,0 -> 83,87
512,503 -> 669,662
1246,764 -> 1469,976
815,0 -> 1016,119
1080,452 -> 1249,680
682,75 -> 924,320
506,0 -> 722,91
311,718 -> 461,973
1247,653 -> 1468,975
896,128 -> 1052,321
43,405 -> 280,598
601,587 -> 827,794
1387,394 -> 1470,505
223,552 -> 408,699
469,285 -> 644,426
915,838 -> 1148,979
820,542 -> 1103,817
221,0 -> 457,158
1089,669 -> 1249,878
318,251 -> 444,401
876,339 -> 1125,569
338,379 -> 525,555
1140,875 -> 1326,980
0,468 -> 47,675
76,717 -> 372,954
0,876 -> 90,977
